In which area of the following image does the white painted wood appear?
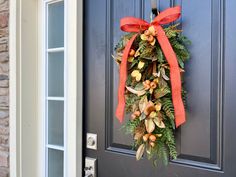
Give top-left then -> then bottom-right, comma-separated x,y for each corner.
9,0 -> 17,176
9,0 -> 82,176
66,0 -> 83,176
10,0 -> 39,177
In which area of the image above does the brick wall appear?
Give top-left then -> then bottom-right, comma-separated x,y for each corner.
0,0 -> 9,176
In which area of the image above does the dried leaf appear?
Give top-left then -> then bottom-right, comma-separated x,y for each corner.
139,112 -> 146,121
136,144 -> 145,160
160,68 -> 169,80
138,61 -> 145,69
158,76 -> 168,88
139,95 -> 148,113
153,117 -> 165,128
126,86 -> 146,97
145,119 -> 155,133
149,111 -> 157,118
134,83 -> 144,91
154,87 -> 170,99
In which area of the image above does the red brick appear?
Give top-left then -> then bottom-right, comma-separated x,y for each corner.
0,13 -> 8,28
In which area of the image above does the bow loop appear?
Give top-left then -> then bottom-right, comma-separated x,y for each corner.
152,6 -> 181,25
120,17 -> 149,33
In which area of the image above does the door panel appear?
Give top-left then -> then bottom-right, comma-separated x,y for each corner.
84,0 -> 235,176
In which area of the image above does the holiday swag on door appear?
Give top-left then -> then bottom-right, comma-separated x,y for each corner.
113,6 -> 191,165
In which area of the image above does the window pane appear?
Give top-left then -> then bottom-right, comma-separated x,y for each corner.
48,149 -> 64,177
48,101 -> 64,146
48,52 -> 64,97
48,1 -> 64,48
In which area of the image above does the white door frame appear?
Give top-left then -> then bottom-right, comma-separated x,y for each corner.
9,0 -> 83,177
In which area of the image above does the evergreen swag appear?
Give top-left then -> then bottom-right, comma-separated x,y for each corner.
113,23 -> 191,165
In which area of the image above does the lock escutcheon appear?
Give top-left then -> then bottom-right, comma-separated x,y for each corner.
86,133 -> 97,150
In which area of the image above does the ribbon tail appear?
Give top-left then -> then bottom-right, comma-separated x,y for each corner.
155,26 -> 185,127
116,34 -> 138,123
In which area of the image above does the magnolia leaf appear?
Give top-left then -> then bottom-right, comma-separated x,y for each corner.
158,76 -> 168,88
134,83 -> 144,91
153,118 -> 165,128
126,86 -> 146,97
136,144 -> 145,160
139,95 -> 148,113
160,68 -> 169,80
154,87 -> 170,99
139,112 -> 146,121
145,119 -> 155,133
149,111 -> 157,118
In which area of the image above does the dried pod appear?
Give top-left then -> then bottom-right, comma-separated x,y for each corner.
143,134 -> 150,142
150,82 -> 157,89
148,35 -> 154,43
144,30 -> 151,36
149,135 -> 157,142
134,111 -> 141,117
129,49 -> 135,56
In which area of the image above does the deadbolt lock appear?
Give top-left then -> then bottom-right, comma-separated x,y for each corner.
86,133 -> 97,150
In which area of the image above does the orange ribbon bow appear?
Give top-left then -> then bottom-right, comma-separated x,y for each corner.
115,6 -> 185,128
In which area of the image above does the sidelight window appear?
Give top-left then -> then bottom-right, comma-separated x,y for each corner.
44,0 -> 66,177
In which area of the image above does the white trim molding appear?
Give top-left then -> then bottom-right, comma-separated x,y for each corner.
9,0 -> 83,176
